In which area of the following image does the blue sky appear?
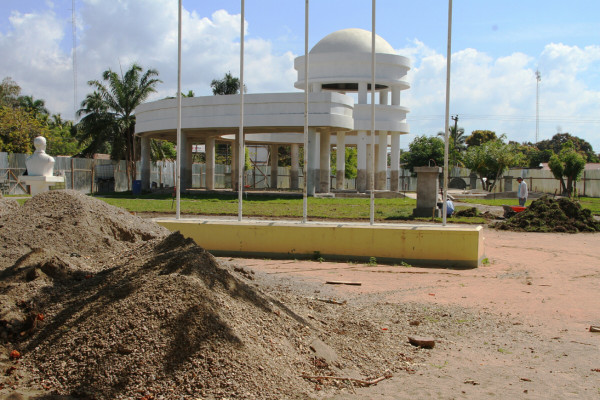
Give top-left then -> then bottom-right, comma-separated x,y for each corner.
1,0 -> 599,151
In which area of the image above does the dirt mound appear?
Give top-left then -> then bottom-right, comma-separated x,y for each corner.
454,207 -> 478,217
1,192 -> 418,399
0,197 -> 19,217
0,190 -> 168,268
494,195 -> 600,233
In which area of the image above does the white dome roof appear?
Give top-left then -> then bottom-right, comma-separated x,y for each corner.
310,28 -> 396,55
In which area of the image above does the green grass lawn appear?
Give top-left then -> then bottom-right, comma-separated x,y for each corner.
94,192 -> 486,224
458,198 -> 531,207
578,197 -> 600,215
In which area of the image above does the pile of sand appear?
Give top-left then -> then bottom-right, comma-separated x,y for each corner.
1,191 -> 419,399
0,197 -> 19,217
494,195 -> 600,233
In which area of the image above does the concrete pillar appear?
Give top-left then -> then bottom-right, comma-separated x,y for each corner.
504,176 -> 513,192
357,131 -> 367,192
376,131 -> 388,190
358,82 -> 368,104
391,86 -> 401,106
319,131 -> 331,193
179,134 -> 193,190
470,172 -> 478,190
290,143 -> 299,190
205,137 -> 215,190
140,136 -> 151,191
270,144 -> 278,189
412,167 -> 442,217
307,128 -> 318,196
336,132 -> 345,190
230,142 -> 237,190
390,132 -> 400,191
366,139 -> 373,191
379,89 -> 389,106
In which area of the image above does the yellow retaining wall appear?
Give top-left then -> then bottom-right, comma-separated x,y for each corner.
154,219 -> 485,269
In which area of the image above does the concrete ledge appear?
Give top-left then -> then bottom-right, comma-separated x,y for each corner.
154,218 -> 485,269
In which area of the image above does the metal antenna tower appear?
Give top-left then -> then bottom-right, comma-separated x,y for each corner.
72,0 -> 78,121
535,69 -> 541,143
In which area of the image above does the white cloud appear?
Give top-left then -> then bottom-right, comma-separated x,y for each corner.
0,1 -> 295,119
396,40 -> 600,150
1,3 -> 599,151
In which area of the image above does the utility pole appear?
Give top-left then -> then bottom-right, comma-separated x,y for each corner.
535,70 -> 541,144
451,114 -> 458,168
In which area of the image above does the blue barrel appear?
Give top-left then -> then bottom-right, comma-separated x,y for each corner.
132,180 -> 142,195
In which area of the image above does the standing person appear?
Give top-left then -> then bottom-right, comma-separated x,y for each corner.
517,177 -> 528,206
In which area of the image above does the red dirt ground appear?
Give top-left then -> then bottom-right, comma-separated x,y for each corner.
228,228 -> 600,399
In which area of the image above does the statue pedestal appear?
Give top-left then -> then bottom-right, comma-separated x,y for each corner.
19,176 -> 65,196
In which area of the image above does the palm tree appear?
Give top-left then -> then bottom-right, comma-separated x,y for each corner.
437,125 -> 467,167
77,63 -> 161,186
210,72 -> 245,95
18,95 -> 49,119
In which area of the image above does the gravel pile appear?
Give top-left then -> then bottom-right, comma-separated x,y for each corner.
1,191 -> 434,399
494,195 -> 600,233
0,197 -> 19,217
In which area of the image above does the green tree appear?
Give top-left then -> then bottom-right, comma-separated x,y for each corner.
548,141 -> 586,196
0,106 -> 49,153
400,135 -> 445,172
0,77 -> 21,108
525,147 -> 554,168
18,95 -> 49,120
150,139 -> 177,161
536,133 -> 597,162
46,116 -> 80,156
211,72 -> 245,95
466,130 -> 497,147
464,138 -> 524,191
77,64 -> 162,185
331,147 -> 358,179
438,126 -> 466,168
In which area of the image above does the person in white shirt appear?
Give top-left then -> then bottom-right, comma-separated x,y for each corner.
517,177 -> 528,206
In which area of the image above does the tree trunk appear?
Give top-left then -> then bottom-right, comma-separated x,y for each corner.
559,177 -> 568,196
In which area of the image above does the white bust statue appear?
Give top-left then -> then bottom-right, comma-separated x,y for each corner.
25,136 -> 55,177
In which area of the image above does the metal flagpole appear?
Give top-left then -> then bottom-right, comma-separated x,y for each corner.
176,0 -> 182,220
369,0 -> 376,226
442,0 -> 453,226
238,0 -> 245,221
302,0 -> 309,223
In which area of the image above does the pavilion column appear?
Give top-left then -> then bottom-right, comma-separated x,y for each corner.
319,131 -> 331,193
391,86 -> 401,107
376,130 -> 388,190
307,128 -> 318,196
205,137 -> 215,190
357,81 -> 368,193
270,144 -> 278,189
140,136 -> 151,191
230,142 -> 237,190
390,132 -> 400,191
290,143 -> 299,190
356,130 -> 367,192
335,132 -> 345,190
180,134 -> 193,190
366,138 -> 373,192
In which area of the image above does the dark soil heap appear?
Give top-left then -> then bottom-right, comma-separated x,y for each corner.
1,191 -> 421,399
494,195 -> 600,233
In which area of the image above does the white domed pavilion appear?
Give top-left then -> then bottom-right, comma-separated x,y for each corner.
135,28 -> 410,194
